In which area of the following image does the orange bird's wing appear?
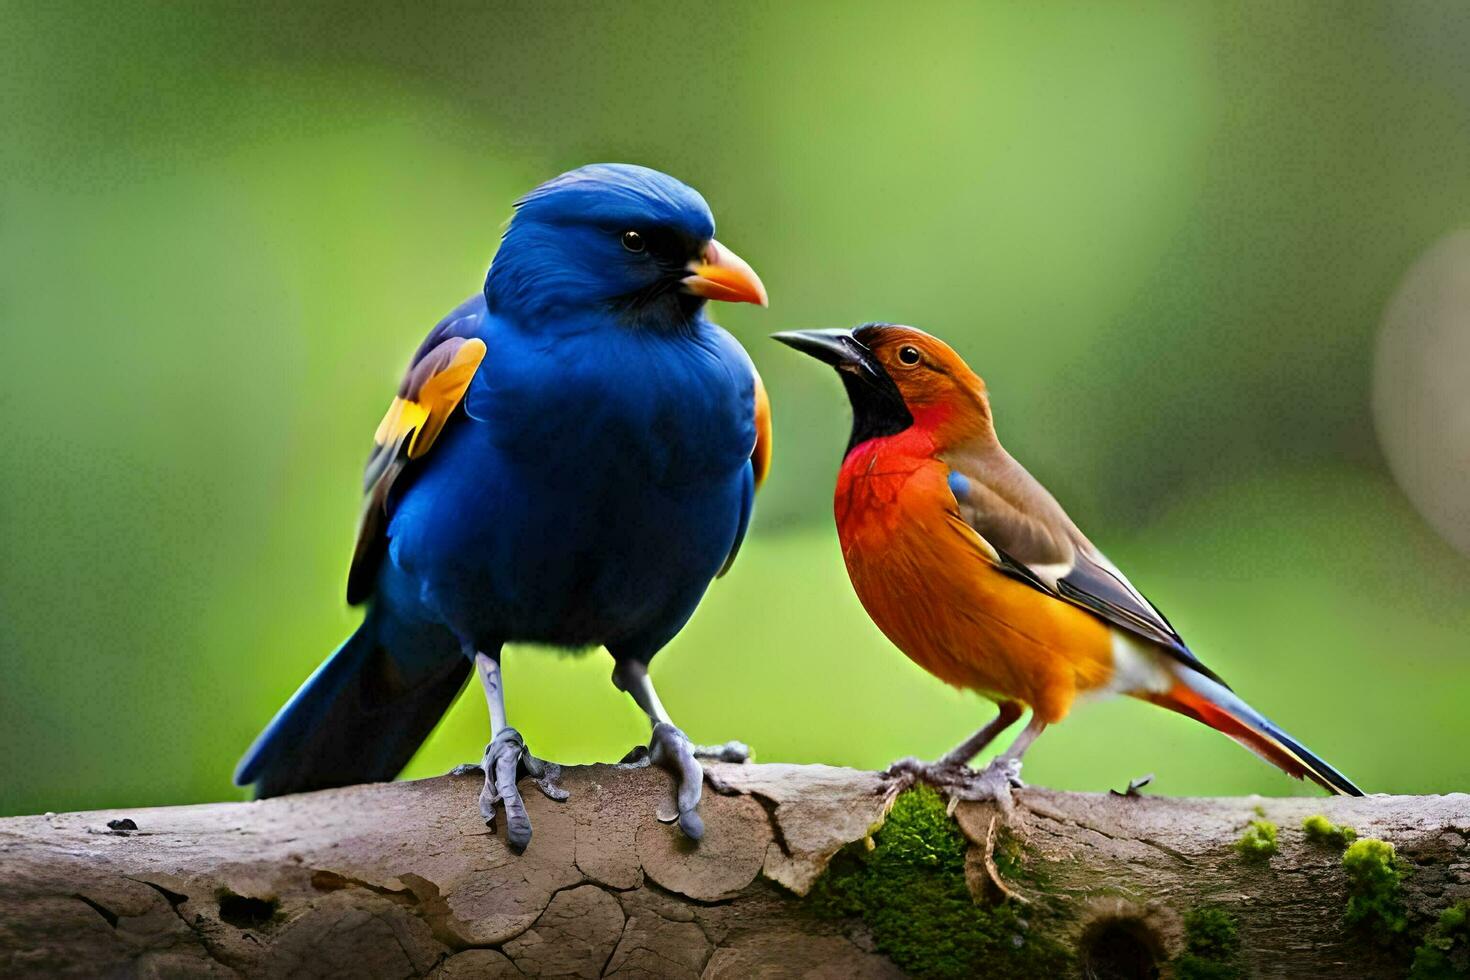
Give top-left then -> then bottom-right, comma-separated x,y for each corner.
348,319 -> 488,605
943,447 -> 1227,687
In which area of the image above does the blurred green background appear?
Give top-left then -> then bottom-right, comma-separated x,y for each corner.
3,1 -> 1469,817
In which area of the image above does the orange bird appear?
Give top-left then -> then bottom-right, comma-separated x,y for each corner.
775,324 -> 1362,798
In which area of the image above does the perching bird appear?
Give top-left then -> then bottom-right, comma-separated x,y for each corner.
236,164 -> 772,850
774,324 -> 1362,798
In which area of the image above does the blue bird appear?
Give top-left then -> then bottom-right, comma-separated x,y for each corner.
235,164 -> 772,850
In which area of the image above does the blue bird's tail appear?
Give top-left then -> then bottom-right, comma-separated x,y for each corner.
234,612 -> 469,798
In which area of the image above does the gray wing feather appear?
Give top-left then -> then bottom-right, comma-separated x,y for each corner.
945,451 -> 1229,687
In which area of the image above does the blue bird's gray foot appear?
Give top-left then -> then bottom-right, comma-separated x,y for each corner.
650,722 -> 706,840
472,728 -> 567,849
692,739 -> 753,763
628,737 -> 751,765
612,660 -> 751,841
461,651 -> 567,853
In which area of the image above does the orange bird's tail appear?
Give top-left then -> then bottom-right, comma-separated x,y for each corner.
1142,668 -> 1364,796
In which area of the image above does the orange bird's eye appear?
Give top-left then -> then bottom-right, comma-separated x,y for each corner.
897,345 -> 921,366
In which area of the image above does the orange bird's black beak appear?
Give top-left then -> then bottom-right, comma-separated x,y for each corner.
772,329 -> 886,384
773,327 -> 913,451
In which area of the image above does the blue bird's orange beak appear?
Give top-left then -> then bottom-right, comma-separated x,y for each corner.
683,240 -> 769,307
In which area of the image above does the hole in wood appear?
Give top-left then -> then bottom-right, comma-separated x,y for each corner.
1079,914 -> 1164,980
217,890 -> 278,930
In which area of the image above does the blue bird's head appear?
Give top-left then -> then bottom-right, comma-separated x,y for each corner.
485,163 -> 767,329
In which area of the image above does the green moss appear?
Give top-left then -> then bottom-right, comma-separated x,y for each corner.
808,786 -> 1070,979
1341,838 -> 1409,942
1176,954 -> 1242,980
1182,906 -> 1241,959
1234,819 -> 1278,861
1176,954 -> 1241,980
1409,900 -> 1470,979
1302,814 -> 1358,850
1173,906 -> 1243,980
990,824 -> 1048,889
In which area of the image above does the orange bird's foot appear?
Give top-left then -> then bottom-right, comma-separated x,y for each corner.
884,756 -> 1025,810
1109,773 -> 1154,798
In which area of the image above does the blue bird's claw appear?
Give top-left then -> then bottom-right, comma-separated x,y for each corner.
648,722 -> 706,842
678,809 -> 705,841
619,744 -> 651,765
477,727 -> 567,853
527,755 -> 570,802
692,740 -> 753,764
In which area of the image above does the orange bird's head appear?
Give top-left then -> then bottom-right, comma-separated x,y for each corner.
773,323 -> 992,452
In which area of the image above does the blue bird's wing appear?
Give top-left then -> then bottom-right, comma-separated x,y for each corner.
718,368 -> 772,577
347,302 -> 488,604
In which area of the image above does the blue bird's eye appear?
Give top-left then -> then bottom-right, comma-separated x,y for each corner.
621,230 -> 645,253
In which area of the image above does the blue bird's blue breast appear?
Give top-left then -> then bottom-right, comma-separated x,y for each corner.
383,299 -> 757,654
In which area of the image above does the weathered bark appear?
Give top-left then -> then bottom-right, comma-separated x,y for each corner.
0,762 -> 1465,978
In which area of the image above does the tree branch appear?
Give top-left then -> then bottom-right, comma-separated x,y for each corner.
1,763 -> 1465,977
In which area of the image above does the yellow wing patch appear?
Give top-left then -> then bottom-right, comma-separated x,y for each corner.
372,338 -> 486,459
751,368 -> 772,489
716,368 -> 774,579
348,335 -> 487,605
372,398 -> 428,451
